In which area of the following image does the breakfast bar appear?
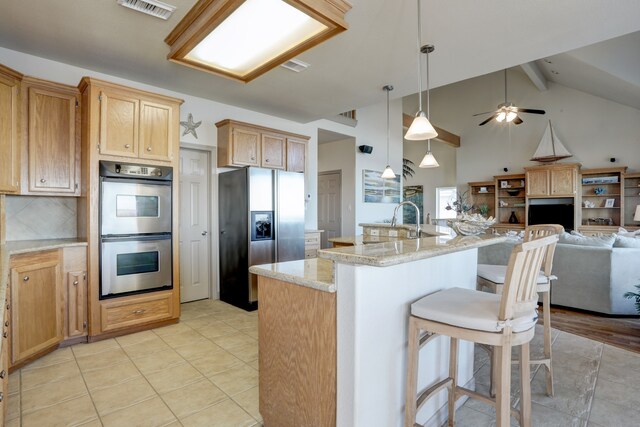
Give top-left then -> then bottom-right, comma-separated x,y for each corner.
250,232 -> 506,427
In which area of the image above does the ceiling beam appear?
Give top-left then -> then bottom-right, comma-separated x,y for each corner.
402,114 -> 461,148
520,62 -> 548,91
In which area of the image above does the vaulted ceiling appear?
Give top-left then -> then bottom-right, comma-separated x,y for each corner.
0,0 -> 638,122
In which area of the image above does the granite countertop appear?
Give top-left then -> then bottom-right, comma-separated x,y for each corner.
328,235 -> 406,245
318,234 -> 507,267
358,223 -> 450,234
0,239 -> 88,359
249,258 -> 335,293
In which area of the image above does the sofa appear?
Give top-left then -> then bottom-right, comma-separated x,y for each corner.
477,233 -> 640,315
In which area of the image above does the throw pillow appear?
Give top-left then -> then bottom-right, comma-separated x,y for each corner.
617,227 -> 640,238
558,231 -> 616,248
614,235 -> 640,248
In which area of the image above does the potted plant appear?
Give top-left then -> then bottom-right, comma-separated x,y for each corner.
445,190 -> 474,218
478,203 -> 490,218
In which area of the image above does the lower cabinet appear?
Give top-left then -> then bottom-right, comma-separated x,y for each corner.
0,287 -> 9,422
63,247 -> 87,339
9,250 -> 63,366
100,291 -> 173,333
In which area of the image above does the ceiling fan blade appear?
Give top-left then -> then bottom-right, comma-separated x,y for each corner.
516,108 -> 545,115
512,116 -> 524,125
473,110 -> 496,117
478,114 -> 499,126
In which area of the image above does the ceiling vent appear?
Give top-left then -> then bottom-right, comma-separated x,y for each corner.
117,0 -> 176,20
280,59 -> 310,73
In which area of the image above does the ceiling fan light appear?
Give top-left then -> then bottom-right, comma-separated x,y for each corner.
405,112 -> 438,140
419,151 -> 439,168
381,165 -> 396,179
496,111 -> 506,122
506,111 -> 517,122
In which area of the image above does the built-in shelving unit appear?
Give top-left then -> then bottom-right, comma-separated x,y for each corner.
494,173 -> 526,229
468,181 -> 495,219
578,167 -> 627,234
623,172 -> 640,230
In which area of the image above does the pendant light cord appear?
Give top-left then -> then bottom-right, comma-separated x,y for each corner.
425,47 -> 431,152
386,86 -> 390,165
416,0 -> 423,112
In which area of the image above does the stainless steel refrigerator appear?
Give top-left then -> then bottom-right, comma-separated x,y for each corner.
218,167 -> 305,310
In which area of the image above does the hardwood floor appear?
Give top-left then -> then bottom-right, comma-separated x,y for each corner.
539,305 -> 640,353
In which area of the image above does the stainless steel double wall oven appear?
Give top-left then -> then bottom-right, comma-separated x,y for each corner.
99,161 -> 173,299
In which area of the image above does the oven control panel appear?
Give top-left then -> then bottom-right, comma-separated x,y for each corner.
100,161 -> 173,181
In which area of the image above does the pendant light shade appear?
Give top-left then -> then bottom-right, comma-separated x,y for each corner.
381,166 -> 396,179
419,151 -> 439,168
381,84 -> 396,179
405,0 -> 438,141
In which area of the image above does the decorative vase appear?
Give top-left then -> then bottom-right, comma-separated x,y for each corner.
508,211 -> 518,224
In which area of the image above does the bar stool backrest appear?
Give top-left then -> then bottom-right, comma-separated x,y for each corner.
498,234 -> 559,325
524,224 -> 564,278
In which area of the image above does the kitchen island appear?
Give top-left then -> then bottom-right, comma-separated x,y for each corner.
250,232 -> 506,427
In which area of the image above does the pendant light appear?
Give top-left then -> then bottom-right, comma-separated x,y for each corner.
404,0 -> 438,141
381,85 -> 396,179
419,44 -> 439,168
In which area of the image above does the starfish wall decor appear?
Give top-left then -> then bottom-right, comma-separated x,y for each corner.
180,113 -> 202,139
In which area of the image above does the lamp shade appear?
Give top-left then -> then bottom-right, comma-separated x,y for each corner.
381,166 -> 396,179
404,112 -> 438,140
634,205 -> 640,221
419,151 -> 439,168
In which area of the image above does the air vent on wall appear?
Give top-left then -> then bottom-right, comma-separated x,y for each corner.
280,59 -> 310,73
117,0 -> 176,20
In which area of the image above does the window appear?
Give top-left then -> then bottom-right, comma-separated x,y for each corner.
436,187 -> 457,219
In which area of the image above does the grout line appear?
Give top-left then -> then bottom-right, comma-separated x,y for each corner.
584,343 -> 604,426
71,344 -> 104,427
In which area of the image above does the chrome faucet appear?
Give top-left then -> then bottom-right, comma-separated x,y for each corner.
390,201 -> 421,237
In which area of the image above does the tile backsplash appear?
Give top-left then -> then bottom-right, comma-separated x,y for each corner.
5,196 -> 77,241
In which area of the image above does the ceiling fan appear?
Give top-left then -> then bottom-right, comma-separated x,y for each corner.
474,69 -> 546,126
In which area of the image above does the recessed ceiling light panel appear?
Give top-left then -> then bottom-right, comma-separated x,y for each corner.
165,0 -> 352,83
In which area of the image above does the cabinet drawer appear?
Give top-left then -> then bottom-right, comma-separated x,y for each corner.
101,293 -> 173,332
304,250 -> 317,259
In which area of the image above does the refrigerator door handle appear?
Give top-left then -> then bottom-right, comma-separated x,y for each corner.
273,173 -> 279,260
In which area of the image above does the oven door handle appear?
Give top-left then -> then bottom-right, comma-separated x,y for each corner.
101,176 -> 172,186
101,234 -> 172,243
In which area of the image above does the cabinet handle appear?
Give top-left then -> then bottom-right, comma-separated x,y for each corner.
0,392 -> 3,402
125,144 -> 131,149
40,179 -> 46,183
3,332 -> 7,338
23,276 -> 29,282
4,321 -> 7,327
147,147 -> 152,152
73,280 -> 79,286
251,157 -> 255,161
5,303 -> 9,310
0,370 -> 5,379
133,309 -> 146,315
265,159 -> 269,163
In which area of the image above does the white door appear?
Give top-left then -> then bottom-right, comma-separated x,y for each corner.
179,148 -> 211,302
318,171 -> 342,249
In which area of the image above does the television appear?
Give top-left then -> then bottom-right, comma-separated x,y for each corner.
528,198 -> 574,231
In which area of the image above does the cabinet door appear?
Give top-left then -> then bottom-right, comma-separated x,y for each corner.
99,90 -> 139,158
11,256 -> 62,364
27,86 -> 79,194
139,100 -> 173,161
550,168 -> 576,196
286,139 -> 306,173
526,170 -> 549,196
231,127 -> 260,166
66,271 -> 87,338
0,73 -> 20,193
261,134 -> 285,169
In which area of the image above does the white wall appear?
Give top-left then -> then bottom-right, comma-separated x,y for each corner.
410,68 -> 640,185
318,138 -> 356,237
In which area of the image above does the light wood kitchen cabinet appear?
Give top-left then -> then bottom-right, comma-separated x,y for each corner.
79,78 -> 180,163
100,291 -> 173,332
63,246 -> 88,339
525,164 -> 578,197
261,134 -> 285,169
286,138 -> 306,173
216,119 -> 309,171
22,77 -> 80,196
304,230 -> 323,258
0,285 -> 9,419
0,64 -> 22,194
10,250 -> 63,366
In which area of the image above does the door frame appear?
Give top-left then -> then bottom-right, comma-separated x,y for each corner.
318,170 -> 343,248
179,143 -> 218,300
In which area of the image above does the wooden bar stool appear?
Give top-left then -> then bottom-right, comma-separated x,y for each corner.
477,224 -> 563,397
405,234 -> 558,427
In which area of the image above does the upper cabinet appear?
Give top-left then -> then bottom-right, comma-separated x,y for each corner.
0,64 -> 22,194
21,77 -> 80,196
216,119 -> 309,172
80,78 -> 181,163
525,164 -> 578,197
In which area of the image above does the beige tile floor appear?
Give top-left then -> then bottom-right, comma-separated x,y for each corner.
6,300 -> 640,427
6,299 -> 261,427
